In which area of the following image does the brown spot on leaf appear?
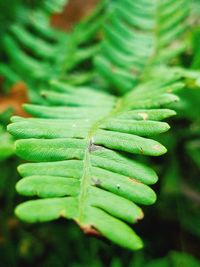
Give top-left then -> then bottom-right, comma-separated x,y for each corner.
136,210 -> 144,222
140,147 -> 144,154
128,177 -> 142,185
80,224 -> 100,236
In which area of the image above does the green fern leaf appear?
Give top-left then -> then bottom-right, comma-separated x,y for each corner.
0,0 -> 68,96
95,0 -> 189,93
0,0 -> 103,98
8,75 -> 182,250
40,0 -> 68,13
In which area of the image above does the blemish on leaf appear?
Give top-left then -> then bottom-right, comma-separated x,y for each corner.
138,112 -> 148,120
136,211 -> 144,221
117,184 -> 120,189
59,210 -> 66,217
91,178 -> 102,186
153,145 -> 161,150
140,147 -> 144,154
89,141 -> 102,152
128,178 -> 141,184
80,224 -> 100,236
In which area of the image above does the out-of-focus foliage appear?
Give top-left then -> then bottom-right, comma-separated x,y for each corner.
0,0 -> 200,266
0,0 -> 105,102
95,0 -> 189,94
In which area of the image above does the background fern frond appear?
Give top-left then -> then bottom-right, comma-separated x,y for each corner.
0,0 -> 67,96
0,0 -> 105,101
94,0 -> 189,94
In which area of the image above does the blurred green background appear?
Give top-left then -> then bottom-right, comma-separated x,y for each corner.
1,0 -> 200,266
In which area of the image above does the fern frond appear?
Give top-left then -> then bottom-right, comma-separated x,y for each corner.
8,75 -> 182,250
39,0 -> 68,13
95,0 -> 189,94
0,1 -> 67,95
0,0 -> 104,99
190,0 -> 200,25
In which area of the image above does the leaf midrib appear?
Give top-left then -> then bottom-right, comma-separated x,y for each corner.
77,97 -> 123,222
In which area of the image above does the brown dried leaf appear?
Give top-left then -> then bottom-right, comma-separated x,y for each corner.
51,0 -> 99,31
0,82 -> 29,117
